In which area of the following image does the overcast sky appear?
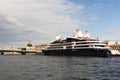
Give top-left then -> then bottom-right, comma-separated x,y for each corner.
0,0 -> 120,47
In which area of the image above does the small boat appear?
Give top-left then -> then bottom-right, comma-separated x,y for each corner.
110,50 -> 120,56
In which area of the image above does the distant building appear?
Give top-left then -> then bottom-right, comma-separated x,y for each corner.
104,40 -> 120,52
18,41 -> 35,51
35,44 -> 47,51
27,41 -> 32,47
106,40 -> 120,46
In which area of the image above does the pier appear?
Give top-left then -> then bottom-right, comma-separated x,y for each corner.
0,41 -> 39,55
0,48 -> 37,55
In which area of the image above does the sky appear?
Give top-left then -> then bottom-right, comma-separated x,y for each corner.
0,0 -> 120,47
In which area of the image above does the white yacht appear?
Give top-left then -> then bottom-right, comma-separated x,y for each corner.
42,29 -> 111,57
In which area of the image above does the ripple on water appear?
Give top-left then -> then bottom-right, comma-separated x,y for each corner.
0,55 -> 120,80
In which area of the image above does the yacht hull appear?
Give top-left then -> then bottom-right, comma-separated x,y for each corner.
42,48 -> 111,57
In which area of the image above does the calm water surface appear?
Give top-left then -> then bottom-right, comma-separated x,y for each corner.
0,55 -> 120,80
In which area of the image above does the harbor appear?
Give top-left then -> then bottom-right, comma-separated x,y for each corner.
0,36 -> 120,56
0,0 -> 120,80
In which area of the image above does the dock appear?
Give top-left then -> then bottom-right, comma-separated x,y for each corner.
0,48 -> 37,55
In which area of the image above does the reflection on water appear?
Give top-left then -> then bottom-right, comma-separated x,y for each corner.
0,55 -> 120,80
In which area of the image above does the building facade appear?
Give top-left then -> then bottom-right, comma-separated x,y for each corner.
105,40 -> 120,52
35,44 -> 47,51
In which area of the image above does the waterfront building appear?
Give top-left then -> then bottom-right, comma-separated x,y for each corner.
18,41 -> 35,51
104,40 -> 120,52
35,44 -> 47,51
27,41 -> 32,47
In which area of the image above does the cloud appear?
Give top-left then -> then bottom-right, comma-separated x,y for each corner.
88,3 -> 112,10
99,28 -> 120,41
102,28 -> 120,34
90,16 -> 100,21
0,0 -> 86,46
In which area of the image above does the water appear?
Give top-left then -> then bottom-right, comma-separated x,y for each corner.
0,55 -> 120,80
